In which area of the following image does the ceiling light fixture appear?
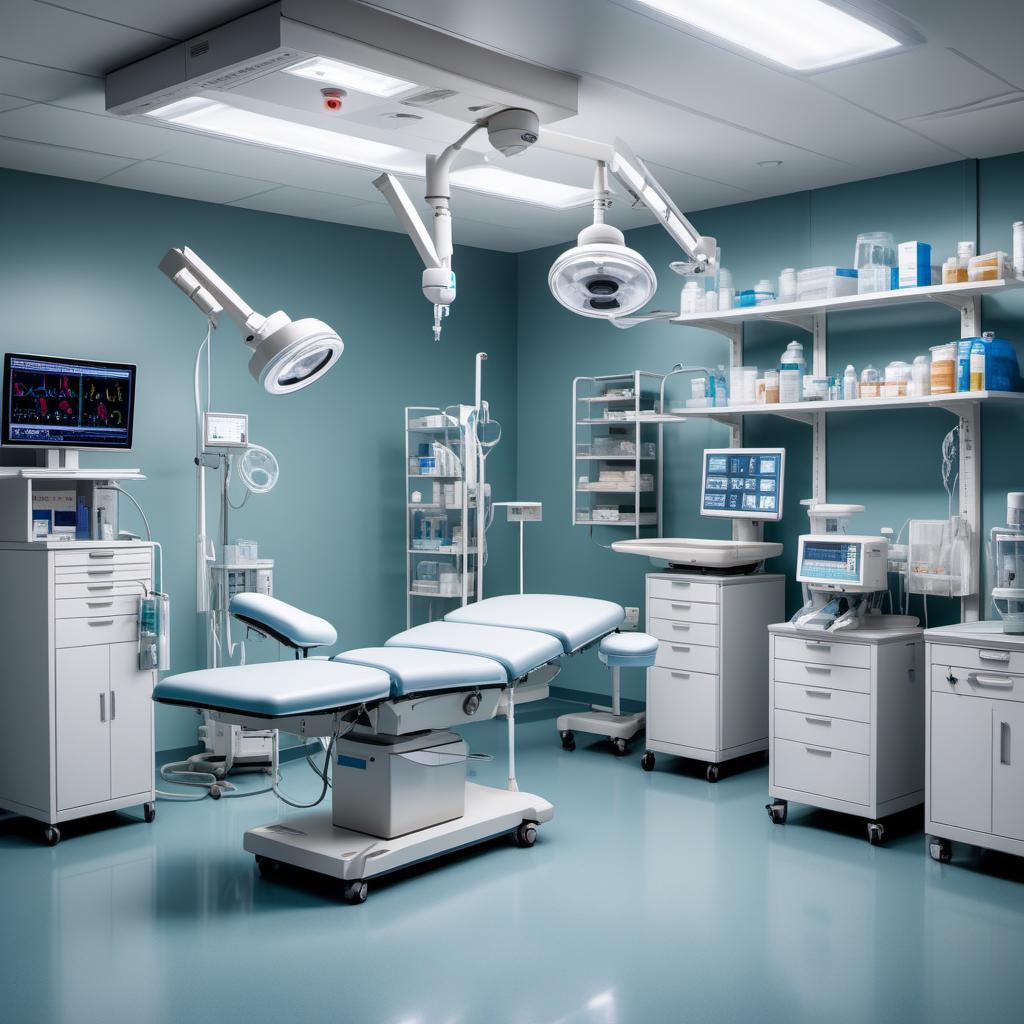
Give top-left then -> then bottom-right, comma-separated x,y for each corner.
283,55 -> 416,98
146,97 -> 418,173
450,165 -> 593,209
631,0 -> 903,71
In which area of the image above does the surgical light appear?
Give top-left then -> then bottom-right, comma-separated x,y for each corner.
631,0 -> 902,71
282,55 -> 416,97
159,247 -> 343,395
146,97 -> 418,173
449,165 -> 593,209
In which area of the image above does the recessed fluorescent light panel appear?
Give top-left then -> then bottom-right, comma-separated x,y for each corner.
147,97 -> 417,173
632,0 -> 903,71
283,56 -> 416,98
450,165 -> 593,209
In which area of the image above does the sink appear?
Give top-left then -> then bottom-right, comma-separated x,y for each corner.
611,537 -> 783,569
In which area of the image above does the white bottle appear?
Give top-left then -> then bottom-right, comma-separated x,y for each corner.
779,340 -> 805,404
718,267 -> 735,310
778,267 -> 797,303
842,364 -> 858,400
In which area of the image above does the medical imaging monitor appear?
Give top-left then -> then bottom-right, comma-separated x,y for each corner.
700,448 -> 785,521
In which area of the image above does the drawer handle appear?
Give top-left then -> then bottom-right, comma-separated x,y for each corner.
670,671 -> 691,679
86,584 -> 115,592
87,569 -> 115,577
99,693 -> 106,723
804,664 -> 832,674
979,649 -> 1011,663
805,746 -> 832,757
88,551 -> 115,560
110,690 -> 116,721
88,618 -> 115,627
805,641 -> 831,651
1000,721 -> 1011,766
804,689 -> 832,699
804,716 -> 832,727
969,673 -> 1015,689
671,581 -> 691,587
86,600 -> 114,608
671,645 -> 691,652
672,623 -> 691,631
670,602 -> 692,610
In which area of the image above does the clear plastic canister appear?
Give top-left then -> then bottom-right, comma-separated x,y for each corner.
930,343 -> 957,394
859,365 -> 880,398
910,355 -> 930,397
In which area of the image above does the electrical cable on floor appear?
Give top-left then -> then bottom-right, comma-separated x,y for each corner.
273,735 -> 336,809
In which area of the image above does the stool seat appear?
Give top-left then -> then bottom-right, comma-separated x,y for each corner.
599,631 -> 658,668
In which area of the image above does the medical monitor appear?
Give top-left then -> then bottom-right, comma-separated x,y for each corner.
796,535 -> 888,593
700,448 -> 785,521
2,353 -> 136,451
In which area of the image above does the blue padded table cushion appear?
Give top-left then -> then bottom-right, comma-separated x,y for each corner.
230,593 -> 337,650
387,621 -> 563,680
599,631 -> 658,667
333,646 -> 507,696
444,594 -> 624,653
153,660 -> 390,717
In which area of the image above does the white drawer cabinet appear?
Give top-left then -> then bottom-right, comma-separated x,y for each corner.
0,542 -> 155,844
642,572 -> 784,782
925,622 -> 1024,864
767,623 -> 924,844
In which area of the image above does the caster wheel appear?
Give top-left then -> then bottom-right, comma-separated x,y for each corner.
640,751 -> 655,772
612,738 -> 628,757
929,838 -> 952,863
143,801 -> 156,824
705,763 -> 720,783
514,821 -> 538,848
342,880 -> 368,904
44,825 -> 61,846
867,822 -> 885,846
560,730 -> 576,752
209,785 -> 223,800
255,855 -> 280,879
766,801 -> 788,825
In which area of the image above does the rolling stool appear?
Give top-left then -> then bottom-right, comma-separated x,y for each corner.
557,631 -> 657,755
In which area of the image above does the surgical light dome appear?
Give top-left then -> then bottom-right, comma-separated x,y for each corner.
548,221 -> 657,319
245,314 -> 343,395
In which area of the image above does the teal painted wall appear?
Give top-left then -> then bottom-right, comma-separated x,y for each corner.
517,156 -> 1024,703
0,168 -> 520,752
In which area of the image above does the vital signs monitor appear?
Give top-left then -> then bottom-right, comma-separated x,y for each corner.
700,448 -> 785,521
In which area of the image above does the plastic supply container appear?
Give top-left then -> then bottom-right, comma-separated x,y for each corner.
941,256 -> 960,285
968,251 -> 1010,282
909,355 -> 930,397
764,370 -> 780,404
779,341 -> 806,404
681,281 -> 703,314
754,280 -> 776,305
898,241 -> 931,288
796,266 -> 858,301
955,332 -> 1023,393
803,377 -> 829,401
882,360 -> 912,398
778,268 -> 797,303
859,365 -> 880,398
855,232 -> 896,294
718,268 -> 735,310
842,364 -> 858,400
930,343 -> 957,394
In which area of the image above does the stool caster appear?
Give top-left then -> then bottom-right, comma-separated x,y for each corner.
640,751 -> 655,772
766,800 -> 787,824
560,730 -> 576,752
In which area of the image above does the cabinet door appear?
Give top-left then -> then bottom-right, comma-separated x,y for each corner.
647,667 -> 717,750
993,701 -> 1024,842
56,646 -> 111,810
930,691 -> 991,834
108,642 -> 154,799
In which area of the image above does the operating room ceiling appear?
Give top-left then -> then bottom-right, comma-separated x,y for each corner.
0,0 -> 1022,252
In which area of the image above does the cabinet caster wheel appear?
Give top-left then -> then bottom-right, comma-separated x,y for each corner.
766,801 -> 787,825
560,730 -> 575,752
209,784 -> 223,800
640,751 -> 655,772
143,801 -> 156,823
44,826 -> 61,846
612,738 -> 628,757
929,838 -> 952,863
255,855 -> 280,879
514,821 -> 538,848
867,822 -> 885,846
705,763 -> 720,783
342,880 -> 368,904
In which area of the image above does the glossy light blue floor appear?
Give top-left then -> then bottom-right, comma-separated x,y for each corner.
3,696 -> 1023,1024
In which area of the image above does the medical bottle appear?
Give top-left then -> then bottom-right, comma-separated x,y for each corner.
970,337 -> 986,391
779,340 -> 805,404
842,364 -> 858,400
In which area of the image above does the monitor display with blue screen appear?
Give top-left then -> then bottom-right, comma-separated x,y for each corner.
700,448 -> 785,521
2,353 -> 136,451
798,538 -> 861,584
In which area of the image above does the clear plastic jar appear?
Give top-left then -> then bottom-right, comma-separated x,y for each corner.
860,365 -> 880,398
930,343 -> 957,394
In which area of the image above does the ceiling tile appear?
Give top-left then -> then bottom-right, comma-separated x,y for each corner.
0,55 -> 98,103
41,1 -> 262,40
230,185 -> 367,222
0,94 -> 33,113
0,103 -> 174,160
99,159 -> 276,203
0,134 -> 132,181
907,96 -> 1024,160
0,0 -> 165,76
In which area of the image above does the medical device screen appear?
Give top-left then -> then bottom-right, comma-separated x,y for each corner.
798,539 -> 862,585
2,353 -> 136,450
700,448 -> 784,521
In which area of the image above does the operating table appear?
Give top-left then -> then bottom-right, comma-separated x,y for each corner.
154,593 -> 625,902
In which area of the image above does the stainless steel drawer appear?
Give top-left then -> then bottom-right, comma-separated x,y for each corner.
55,580 -> 150,600
653,640 -> 718,675
931,663 -> 1024,703
774,708 -> 870,755
648,597 -> 719,625
773,737 -> 869,806
928,642 -> 1024,679
53,548 -> 151,568
647,577 -> 719,605
55,595 -> 141,620
774,658 -> 870,695
54,614 -> 138,648
775,635 -> 870,670
773,680 -> 870,723
648,617 -> 718,648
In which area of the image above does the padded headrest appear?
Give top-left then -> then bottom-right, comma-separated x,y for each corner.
229,593 -> 337,650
